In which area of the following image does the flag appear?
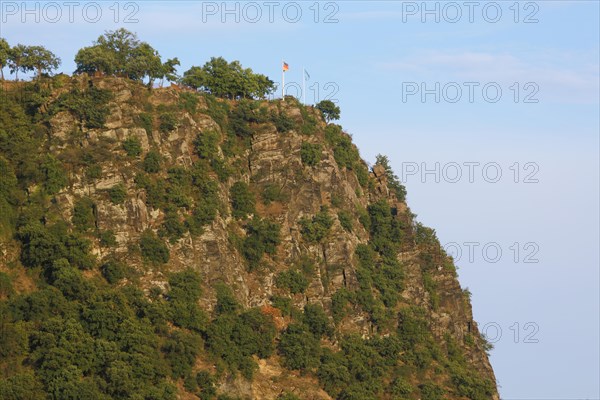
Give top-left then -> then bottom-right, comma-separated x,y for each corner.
283,62 -> 289,72
304,69 -> 310,80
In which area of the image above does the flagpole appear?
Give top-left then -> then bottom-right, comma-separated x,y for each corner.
302,66 -> 306,105
281,60 -> 285,101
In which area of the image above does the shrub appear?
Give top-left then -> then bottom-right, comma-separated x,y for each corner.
271,110 -> 295,133
55,87 -> 112,128
143,151 -> 161,173
230,181 -> 255,219
72,197 -> 96,231
41,155 -> 68,194
122,137 -> 142,157
137,112 -> 153,135
85,164 -> 102,181
159,112 -> 178,133
241,217 -> 281,269
101,260 -> 126,284
163,330 -> 203,378
300,142 -> 322,166
261,183 -> 285,205
303,303 -> 332,338
108,183 -> 127,204
159,211 -> 187,243
278,323 -> 321,371
338,210 -> 353,232
375,154 -> 407,202
139,230 -> 169,264
194,130 -> 220,160
276,270 -> 309,294
299,207 -> 334,243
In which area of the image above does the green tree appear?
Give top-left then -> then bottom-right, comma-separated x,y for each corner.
74,44 -> 116,75
140,230 -> 169,264
22,45 -> 61,78
300,142 -> 322,166
375,154 -> 407,202
8,44 -> 27,80
278,323 -> 321,371
143,151 -> 161,173
241,217 -> 281,269
316,100 -> 340,122
0,38 -> 10,80
182,57 -> 275,99
230,181 -> 255,219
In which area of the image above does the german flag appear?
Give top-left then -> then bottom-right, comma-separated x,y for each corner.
282,62 -> 289,72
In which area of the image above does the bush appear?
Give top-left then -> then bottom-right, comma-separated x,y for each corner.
230,181 -> 255,219
271,110 -> 295,133
276,270 -> 309,295
194,130 -> 220,160
300,142 -> 322,166
303,303 -> 332,338
261,183 -> 285,205
108,183 -> 127,204
139,230 -> 169,264
72,197 -> 96,231
137,112 -> 153,135
122,137 -> 142,157
299,207 -> 334,243
85,164 -> 102,181
338,210 -> 353,232
163,330 -> 203,378
241,217 -> 281,269
159,112 -> 178,133
101,260 -> 126,284
55,87 -> 112,129
143,150 -> 161,173
278,323 -> 321,371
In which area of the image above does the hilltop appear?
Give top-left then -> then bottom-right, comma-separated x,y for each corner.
0,71 -> 497,399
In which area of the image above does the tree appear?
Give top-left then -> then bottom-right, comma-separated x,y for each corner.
23,45 -> 61,78
316,100 -> 341,122
74,45 -> 116,75
0,38 -> 10,80
74,29 -> 166,83
375,154 -> 407,202
230,181 -> 255,219
182,57 -> 275,99
8,44 -> 28,80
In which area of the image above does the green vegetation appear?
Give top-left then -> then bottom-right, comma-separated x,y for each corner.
182,56 -> 275,99
108,183 -> 127,205
241,217 -> 281,269
143,150 -> 161,173
337,210 -> 353,232
375,154 -> 407,202
300,142 -> 322,166
230,181 -> 255,219
53,87 -> 112,129
299,207 -> 334,243
139,230 -> 169,264
122,136 -> 142,157
74,28 -> 179,85
276,270 -> 309,295
0,38 -> 61,80
0,35 -> 495,400
315,100 -> 340,122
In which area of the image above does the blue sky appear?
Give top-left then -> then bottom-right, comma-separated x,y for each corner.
2,1 -> 599,398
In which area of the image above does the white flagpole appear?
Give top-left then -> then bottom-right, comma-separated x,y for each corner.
302,66 -> 306,105
281,60 -> 285,101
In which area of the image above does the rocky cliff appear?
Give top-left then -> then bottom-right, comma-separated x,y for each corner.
0,75 -> 498,400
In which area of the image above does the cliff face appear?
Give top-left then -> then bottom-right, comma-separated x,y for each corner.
0,76 -> 497,399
